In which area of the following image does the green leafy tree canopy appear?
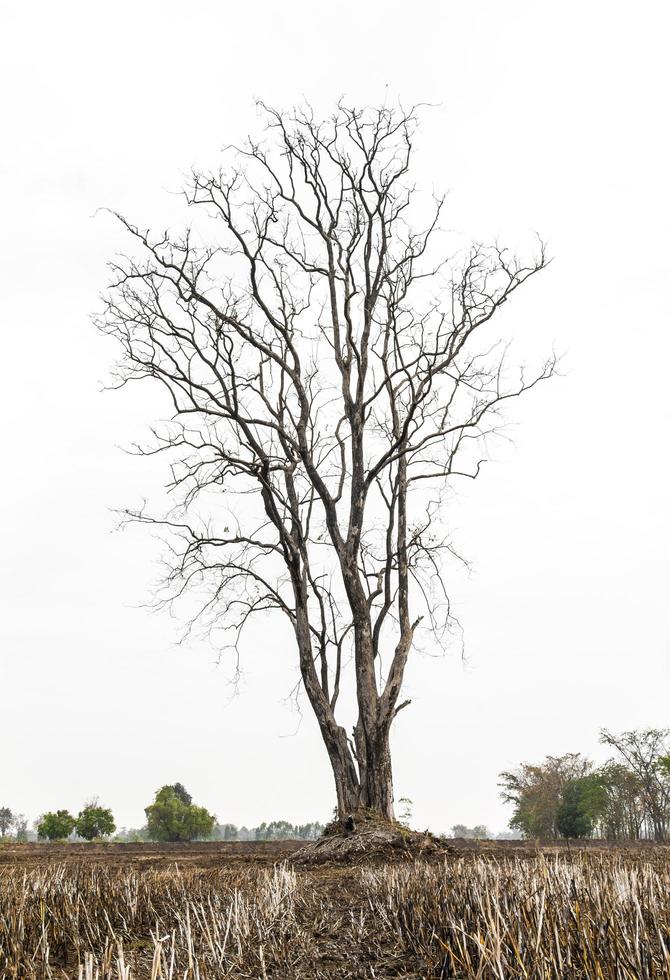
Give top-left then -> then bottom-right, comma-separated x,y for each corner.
556,775 -> 606,838
75,802 -> 116,841
37,810 -> 76,841
170,783 -> 192,805
145,785 -> 215,842
499,754 -> 593,838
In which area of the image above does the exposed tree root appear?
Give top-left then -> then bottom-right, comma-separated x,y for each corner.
294,809 -> 453,864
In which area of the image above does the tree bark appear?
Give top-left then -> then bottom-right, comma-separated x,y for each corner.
323,717 -> 394,821
328,736 -> 361,817
359,725 -> 395,820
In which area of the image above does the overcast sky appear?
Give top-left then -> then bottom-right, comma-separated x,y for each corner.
1,0 -> 668,835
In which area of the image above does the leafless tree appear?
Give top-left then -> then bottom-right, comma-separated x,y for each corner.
99,102 -> 555,820
600,729 -> 670,840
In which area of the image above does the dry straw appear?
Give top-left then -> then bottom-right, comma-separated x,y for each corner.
1,853 -> 669,977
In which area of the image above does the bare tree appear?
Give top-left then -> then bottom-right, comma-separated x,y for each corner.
600,729 -> 670,840
99,103 -> 555,821
596,761 -> 645,840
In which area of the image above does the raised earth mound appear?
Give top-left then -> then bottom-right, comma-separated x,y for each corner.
294,809 -> 454,863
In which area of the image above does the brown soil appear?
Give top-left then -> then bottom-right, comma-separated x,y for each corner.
1,835 -> 666,871
0,839 -> 302,870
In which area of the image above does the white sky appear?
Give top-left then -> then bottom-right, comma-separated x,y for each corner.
1,0 -> 668,835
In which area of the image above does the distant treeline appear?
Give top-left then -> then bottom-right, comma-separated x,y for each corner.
213,821 -> 325,841
113,820 -> 325,843
450,824 -> 522,841
501,728 -> 670,840
0,784 -> 325,843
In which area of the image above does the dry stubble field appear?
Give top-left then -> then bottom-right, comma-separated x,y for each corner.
1,839 -> 670,979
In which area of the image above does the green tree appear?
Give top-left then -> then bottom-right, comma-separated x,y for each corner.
556,776 -> 606,838
0,807 -> 13,837
37,810 -> 76,841
145,785 -> 215,842
170,783 -> 192,805
75,802 -> 116,840
500,754 -> 593,838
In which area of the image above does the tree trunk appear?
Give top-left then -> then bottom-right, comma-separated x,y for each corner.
348,718 -> 395,821
359,725 -> 395,820
323,724 -> 396,823
324,726 -> 360,817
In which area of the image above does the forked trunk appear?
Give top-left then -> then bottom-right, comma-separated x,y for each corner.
330,720 -> 395,822
324,726 -> 360,817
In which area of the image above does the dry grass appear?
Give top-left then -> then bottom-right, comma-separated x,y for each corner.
365,853 -> 670,978
1,850 -> 670,978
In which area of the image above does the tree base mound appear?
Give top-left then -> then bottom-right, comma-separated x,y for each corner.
294,810 -> 453,864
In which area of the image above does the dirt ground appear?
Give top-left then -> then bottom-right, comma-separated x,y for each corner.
1,836 -> 666,871
0,838 -> 302,870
